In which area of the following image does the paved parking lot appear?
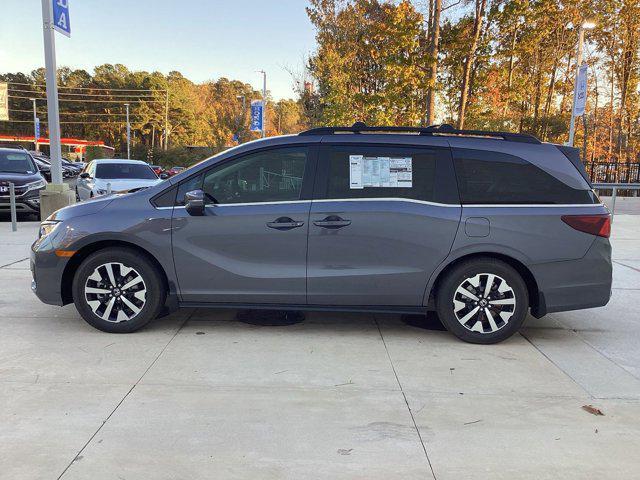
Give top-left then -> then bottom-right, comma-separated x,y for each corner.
1,209 -> 639,479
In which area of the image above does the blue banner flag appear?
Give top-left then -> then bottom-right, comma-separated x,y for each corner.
250,100 -> 264,132
52,0 -> 71,37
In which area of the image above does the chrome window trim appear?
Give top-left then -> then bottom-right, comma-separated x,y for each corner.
463,203 -> 604,208
155,198 -> 604,210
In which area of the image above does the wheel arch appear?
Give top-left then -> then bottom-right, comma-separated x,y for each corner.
61,239 -> 171,305
425,251 -> 543,317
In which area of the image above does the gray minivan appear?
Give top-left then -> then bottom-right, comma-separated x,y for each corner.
31,124 -> 612,343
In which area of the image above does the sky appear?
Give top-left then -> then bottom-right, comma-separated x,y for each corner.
0,0 -> 317,100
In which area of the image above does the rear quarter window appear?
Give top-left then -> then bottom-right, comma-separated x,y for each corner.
452,148 -> 597,205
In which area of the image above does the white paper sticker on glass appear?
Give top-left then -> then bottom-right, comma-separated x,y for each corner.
350,155 -> 412,189
349,155 -> 364,189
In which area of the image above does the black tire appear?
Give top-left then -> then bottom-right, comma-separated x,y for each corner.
72,248 -> 166,333
436,257 -> 529,344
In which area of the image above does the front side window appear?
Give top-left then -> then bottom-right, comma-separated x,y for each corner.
200,147 -> 308,205
453,148 -> 597,205
324,145 -> 438,202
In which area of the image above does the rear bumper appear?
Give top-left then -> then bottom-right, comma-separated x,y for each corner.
529,236 -> 612,316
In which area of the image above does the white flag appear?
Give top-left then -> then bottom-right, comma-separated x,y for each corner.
0,82 -> 8,121
574,63 -> 588,117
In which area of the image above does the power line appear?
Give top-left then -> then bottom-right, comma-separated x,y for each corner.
5,119 -> 128,125
6,81 -> 167,93
9,88 -> 160,99
8,95 -> 166,104
11,109 -> 158,118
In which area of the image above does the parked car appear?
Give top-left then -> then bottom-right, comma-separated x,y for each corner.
75,159 -> 161,201
32,154 -> 78,179
32,157 -> 52,182
61,158 -> 82,176
31,123 -> 612,343
0,147 -> 47,217
166,166 -> 185,177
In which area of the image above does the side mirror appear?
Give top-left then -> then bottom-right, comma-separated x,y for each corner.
185,189 -> 205,216
159,173 -> 169,180
79,172 -> 90,179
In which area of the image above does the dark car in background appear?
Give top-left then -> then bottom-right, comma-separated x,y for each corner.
32,154 -> 79,179
31,123 -> 612,343
32,157 -> 52,182
0,147 -> 47,217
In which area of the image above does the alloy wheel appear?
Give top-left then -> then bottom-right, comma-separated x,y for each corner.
453,273 -> 516,334
84,262 -> 147,323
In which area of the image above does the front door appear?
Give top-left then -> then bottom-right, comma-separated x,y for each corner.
307,143 -> 461,306
172,146 -> 315,304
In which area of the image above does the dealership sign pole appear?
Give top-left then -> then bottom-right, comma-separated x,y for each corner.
0,82 -> 8,121
41,0 -> 70,185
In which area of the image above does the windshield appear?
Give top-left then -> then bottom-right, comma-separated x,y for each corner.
0,152 -> 37,174
95,163 -> 158,180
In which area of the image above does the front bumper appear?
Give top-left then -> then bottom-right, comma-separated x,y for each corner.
30,241 -> 69,306
0,192 -> 41,213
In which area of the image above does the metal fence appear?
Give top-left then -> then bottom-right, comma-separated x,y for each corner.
586,162 -> 640,184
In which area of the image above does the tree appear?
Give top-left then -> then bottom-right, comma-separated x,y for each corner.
457,0 -> 487,129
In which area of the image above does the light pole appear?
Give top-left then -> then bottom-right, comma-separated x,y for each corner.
124,103 -> 130,159
258,70 -> 267,138
41,0 -> 64,185
568,20 -> 596,146
236,95 -> 246,142
30,98 -> 38,151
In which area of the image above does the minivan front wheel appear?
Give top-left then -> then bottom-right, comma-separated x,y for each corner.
72,248 -> 166,333
436,258 -> 529,344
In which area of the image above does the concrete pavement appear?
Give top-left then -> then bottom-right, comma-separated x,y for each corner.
0,216 -> 639,479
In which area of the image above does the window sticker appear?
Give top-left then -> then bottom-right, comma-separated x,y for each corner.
349,155 -> 412,189
349,155 -> 363,189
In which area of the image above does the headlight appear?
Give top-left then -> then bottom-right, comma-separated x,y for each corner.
39,220 -> 61,239
25,179 -> 47,192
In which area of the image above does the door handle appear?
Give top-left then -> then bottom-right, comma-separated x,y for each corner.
266,217 -> 305,230
313,215 -> 351,229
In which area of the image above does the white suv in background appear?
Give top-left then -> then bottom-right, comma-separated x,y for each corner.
76,159 -> 161,200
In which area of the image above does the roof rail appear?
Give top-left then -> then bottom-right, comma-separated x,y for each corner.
299,122 -> 541,144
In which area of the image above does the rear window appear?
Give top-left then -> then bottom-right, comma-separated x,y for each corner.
453,148 -> 597,205
0,152 -> 37,174
95,163 -> 157,180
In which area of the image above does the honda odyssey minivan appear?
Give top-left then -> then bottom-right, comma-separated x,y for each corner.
31,124 -> 612,343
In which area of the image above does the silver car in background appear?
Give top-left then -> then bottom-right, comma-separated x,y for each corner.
31,124 -> 612,344
75,159 -> 161,200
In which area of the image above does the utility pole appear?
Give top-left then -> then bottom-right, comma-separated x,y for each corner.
568,20 -> 596,146
41,0 -> 64,184
124,103 -> 130,159
164,90 -> 169,150
31,98 -> 38,151
236,95 -> 246,142
259,70 -> 267,138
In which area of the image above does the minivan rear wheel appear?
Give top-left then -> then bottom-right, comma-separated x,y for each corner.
436,258 -> 529,344
72,248 -> 166,333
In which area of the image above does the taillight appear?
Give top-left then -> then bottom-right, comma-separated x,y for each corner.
561,214 -> 611,238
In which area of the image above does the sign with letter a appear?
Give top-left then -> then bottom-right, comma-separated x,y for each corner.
52,0 -> 71,37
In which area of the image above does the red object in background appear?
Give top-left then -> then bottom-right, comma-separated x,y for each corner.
150,165 -> 164,176
166,166 -> 186,177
